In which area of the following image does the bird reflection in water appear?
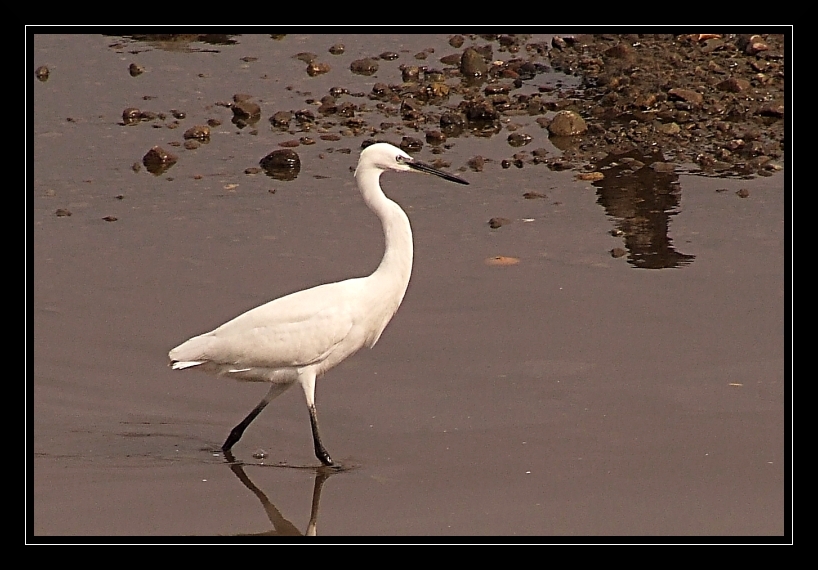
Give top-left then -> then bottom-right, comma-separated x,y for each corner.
223,450 -> 345,537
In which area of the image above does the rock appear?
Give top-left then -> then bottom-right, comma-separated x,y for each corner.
270,111 -> 292,127
328,44 -> 345,55
667,88 -> 703,105
507,133 -> 532,147
758,102 -> 784,118
464,100 -> 499,123
547,110 -> 587,136
306,62 -> 331,76
55,208 -> 71,217
35,65 -> 49,81
717,77 -> 751,92
425,130 -> 446,145
460,48 -> 488,76
232,100 -> 261,120
467,156 -> 486,172
260,149 -> 301,181
400,137 -> 423,153
656,122 -> 681,135
183,125 -> 210,140
350,58 -> 378,75
576,172 -> 604,181
128,63 -> 144,77
142,146 -> 178,174
740,35 -> 769,55
650,161 -> 676,173
488,217 -> 510,229
485,256 -> 520,266
122,107 -> 141,125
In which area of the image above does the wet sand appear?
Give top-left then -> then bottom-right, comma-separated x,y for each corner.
31,33 -> 786,538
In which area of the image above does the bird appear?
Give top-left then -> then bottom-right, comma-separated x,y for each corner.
169,142 -> 469,466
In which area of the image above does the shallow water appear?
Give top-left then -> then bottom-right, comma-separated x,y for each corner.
31,33 -> 785,538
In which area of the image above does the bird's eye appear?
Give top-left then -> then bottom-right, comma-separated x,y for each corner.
396,155 -> 404,163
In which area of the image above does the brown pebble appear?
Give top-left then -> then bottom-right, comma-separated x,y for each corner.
485,256 -> 520,266
508,133 -> 532,147
736,188 -> 750,198
468,156 -> 486,172
55,208 -> 71,217
329,44 -> 345,55
523,191 -> 547,199
122,107 -> 141,124
183,125 -> 210,140
548,110 -> 587,136
576,172 -> 604,181
128,63 -> 144,77
667,87 -> 703,105
610,247 -> 626,258
425,130 -> 446,145
35,65 -> 49,81
717,77 -> 750,92
350,58 -> 378,75
489,217 -> 510,229
102,216 -> 118,222
232,100 -> 261,119
142,146 -> 178,174
307,62 -> 331,76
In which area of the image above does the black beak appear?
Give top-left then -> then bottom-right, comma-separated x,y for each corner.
407,159 -> 469,185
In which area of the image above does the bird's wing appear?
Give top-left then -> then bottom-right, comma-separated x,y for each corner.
169,280 -> 362,369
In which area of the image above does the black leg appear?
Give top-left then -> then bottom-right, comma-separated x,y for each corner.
308,404 -> 334,466
222,384 -> 289,451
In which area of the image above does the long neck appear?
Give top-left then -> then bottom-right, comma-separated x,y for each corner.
355,168 -> 414,297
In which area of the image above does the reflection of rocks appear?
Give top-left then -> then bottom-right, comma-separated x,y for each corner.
592,149 -> 695,269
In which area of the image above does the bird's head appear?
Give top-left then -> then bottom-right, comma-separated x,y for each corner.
355,142 -> 468,185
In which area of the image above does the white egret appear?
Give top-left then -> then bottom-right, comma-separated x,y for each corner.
169,142 -> 468,466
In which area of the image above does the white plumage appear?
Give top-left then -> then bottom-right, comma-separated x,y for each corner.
169,143 -> 468,465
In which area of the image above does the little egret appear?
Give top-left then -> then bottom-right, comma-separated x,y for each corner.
169,142 -> 468,466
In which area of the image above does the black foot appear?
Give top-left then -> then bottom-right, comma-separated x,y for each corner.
222,428 -> 243,452
316,449 -> 334,467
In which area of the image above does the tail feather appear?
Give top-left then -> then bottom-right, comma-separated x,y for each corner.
170,360 -> 205,370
